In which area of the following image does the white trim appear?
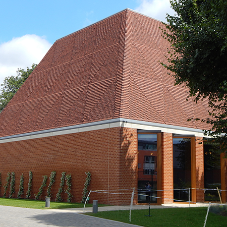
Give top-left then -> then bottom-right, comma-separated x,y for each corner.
0,118 -> 205,144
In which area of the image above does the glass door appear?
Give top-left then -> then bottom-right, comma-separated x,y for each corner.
173,138 -> 191,202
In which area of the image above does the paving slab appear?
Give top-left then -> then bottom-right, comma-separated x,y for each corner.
0,203 -> 212,227
0,205 -> 141,227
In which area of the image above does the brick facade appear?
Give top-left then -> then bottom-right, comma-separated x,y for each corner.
195,137 -> 204,202
0,9 -> 222,205
0,127 -> 137,204
161,132 -> 173,204
0,124 -> 224,205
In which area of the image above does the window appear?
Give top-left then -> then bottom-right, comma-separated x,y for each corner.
143,156 -> 156,175
138,134 -> 157,151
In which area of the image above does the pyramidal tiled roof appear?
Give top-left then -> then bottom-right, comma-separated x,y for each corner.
0,9 -> 210,137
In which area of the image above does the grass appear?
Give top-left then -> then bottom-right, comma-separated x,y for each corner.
87,207 -> 227,227
0,198 -> 93,209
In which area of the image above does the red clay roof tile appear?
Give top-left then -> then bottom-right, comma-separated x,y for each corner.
0,9 -> 211,137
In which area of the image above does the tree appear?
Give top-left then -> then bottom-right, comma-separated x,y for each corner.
0,64 -> 37,112
162,0 -> 227,152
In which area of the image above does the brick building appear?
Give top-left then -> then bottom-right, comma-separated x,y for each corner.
0,9 -> 226,204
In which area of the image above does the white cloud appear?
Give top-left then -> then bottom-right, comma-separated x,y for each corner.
0,35 -> 52,85
135,0 -> 175,22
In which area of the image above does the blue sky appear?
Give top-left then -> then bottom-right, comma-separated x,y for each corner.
0,0 -> 174,85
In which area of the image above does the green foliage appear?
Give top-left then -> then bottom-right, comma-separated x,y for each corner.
204,141 -> 221,170
0,197 -> 93,209
210,204 -> 227,217
35,175 -> 48,200
81,172 -> 91,203
163,0 -> 227,99
3,173 -> 11,198
0,63 -> 37,112
17,173 -> 24,199
55,172 -> 66,202
47,171 -> 56,198
9,172 -> 15,198
65,174 -> 73,202
162,0 -> 227,152
26,171 -> 33,199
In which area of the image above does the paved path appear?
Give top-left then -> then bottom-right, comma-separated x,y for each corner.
0,205 -> 142,227
0,203 -> 210,227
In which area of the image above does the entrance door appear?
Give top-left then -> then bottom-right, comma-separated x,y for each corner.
138,133 -> 157,203
173,138 -> 191,202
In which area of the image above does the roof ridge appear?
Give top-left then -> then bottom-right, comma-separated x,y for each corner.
55,8 -> 163,43
127,8 -> 164,23
56,9 -> 130,42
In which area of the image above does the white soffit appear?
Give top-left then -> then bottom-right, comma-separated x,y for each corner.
0,118 -> 205,143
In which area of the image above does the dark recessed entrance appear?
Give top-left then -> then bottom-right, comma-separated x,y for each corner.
138,133 -> 157,203
173,138 -> 191,202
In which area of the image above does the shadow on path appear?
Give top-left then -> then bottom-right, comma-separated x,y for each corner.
28,212 -> 140,227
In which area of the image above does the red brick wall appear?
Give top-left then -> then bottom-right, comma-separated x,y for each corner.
119,127 -> 138,204
161,132 -> 173,204
0,127 -> 137,205
195,137 -> 204,202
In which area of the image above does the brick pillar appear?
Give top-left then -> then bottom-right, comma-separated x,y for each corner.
191,137 -> 204,203
120,127 -> 138,205
162,132 -> 173,204
221,153 -> 227,203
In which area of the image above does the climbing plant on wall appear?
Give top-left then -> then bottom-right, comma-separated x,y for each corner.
65,174 -> 73,202
35,175 -> 48,200
47,171 -> 56,198
26,171 -> 33,199
3,173 -> 11,198
17,173 -> 24,199
9,172 -> 15,198
55,172 -> 66,202
81,172 -> 91,203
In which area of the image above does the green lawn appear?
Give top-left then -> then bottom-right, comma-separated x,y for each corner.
87,207 -> 227,227
0,198 -> 92,209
